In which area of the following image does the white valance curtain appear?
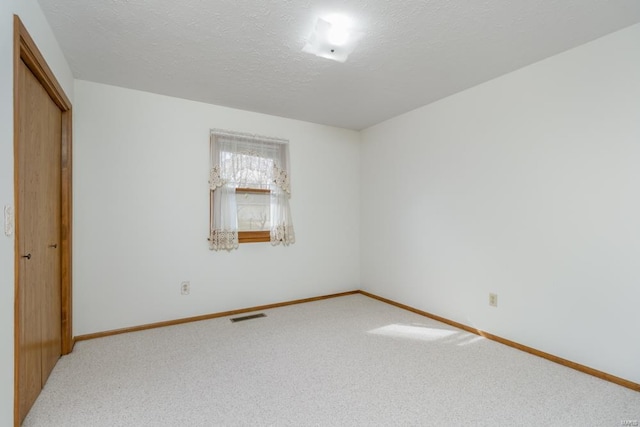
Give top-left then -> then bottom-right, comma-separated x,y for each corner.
209,129 -> 295,250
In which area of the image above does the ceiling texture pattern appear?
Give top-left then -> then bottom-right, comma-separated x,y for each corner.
37,0 -> 640,130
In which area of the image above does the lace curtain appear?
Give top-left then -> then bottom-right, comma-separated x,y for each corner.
209,129 -> 295,250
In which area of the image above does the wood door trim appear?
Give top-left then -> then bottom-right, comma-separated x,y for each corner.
13,14 -> 73,426
13,17 -> 71,110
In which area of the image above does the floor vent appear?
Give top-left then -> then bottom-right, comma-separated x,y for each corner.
230,313 -> 266,323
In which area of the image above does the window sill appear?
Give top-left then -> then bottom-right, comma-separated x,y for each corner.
239,231 -> 270,243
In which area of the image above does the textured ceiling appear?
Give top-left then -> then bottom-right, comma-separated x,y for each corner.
37,0 -> 640,130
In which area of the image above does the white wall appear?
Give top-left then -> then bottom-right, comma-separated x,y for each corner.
0,1 -> 74,425
361,23 -> 640,384
73,80 -> 361,335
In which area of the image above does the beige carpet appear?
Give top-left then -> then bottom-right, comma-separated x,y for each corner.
24,294 -> 640,426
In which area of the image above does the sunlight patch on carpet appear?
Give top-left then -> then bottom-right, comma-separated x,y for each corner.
368,323 -> 458,341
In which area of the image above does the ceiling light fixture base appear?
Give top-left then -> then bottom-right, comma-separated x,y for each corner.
303,17 -> 362,63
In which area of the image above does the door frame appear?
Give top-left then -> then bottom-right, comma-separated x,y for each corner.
13,14 -> 73,424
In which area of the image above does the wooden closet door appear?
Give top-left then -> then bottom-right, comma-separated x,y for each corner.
16,57 -> 63,423
41,75 -> 62,384
17,58 -> 44,421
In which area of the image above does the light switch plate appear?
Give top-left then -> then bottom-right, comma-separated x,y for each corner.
4,205 -> 14,236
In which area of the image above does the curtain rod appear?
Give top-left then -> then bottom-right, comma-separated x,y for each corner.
210,128 -> 288,144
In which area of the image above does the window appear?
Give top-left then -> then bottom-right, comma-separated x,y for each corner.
236,187 -> 270,243
208,129 -> 295,250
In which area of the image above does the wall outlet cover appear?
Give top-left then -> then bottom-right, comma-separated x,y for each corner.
489,293 -> 498,307
181,281 -> 190,295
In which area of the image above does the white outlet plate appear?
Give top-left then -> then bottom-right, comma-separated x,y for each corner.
489,293 -> 498,307
4,205 -> 14,237
181,281 -> 190,295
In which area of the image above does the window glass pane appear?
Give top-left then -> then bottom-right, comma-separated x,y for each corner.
236,192 -> 270,231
